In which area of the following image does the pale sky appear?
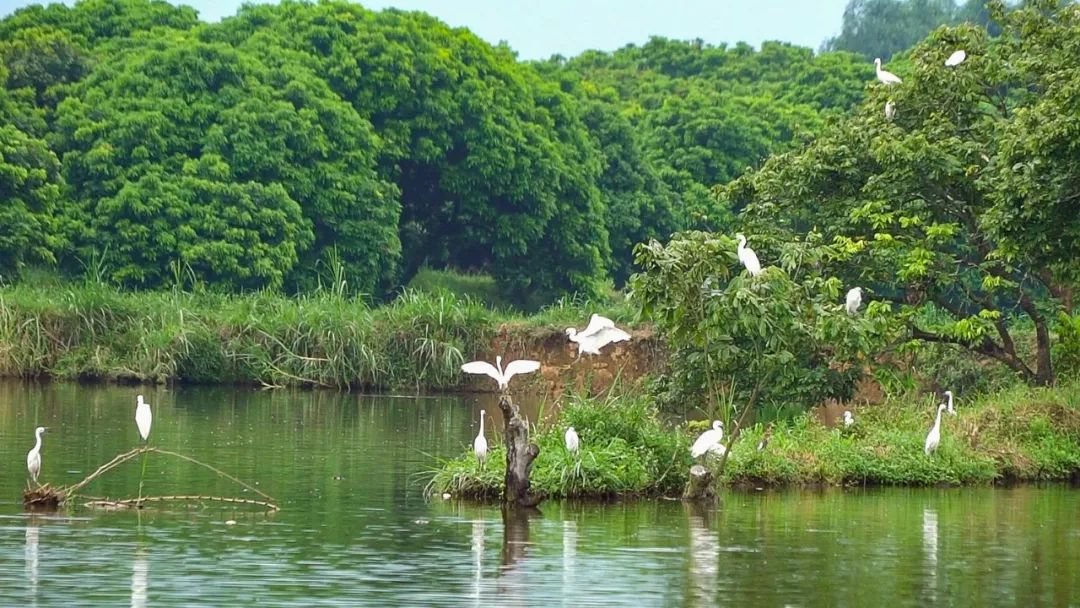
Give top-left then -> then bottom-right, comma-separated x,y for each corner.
0,0 -> 851,59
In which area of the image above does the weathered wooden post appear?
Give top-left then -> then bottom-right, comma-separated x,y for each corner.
682,464 -> 715,500
498,392 -> 544,507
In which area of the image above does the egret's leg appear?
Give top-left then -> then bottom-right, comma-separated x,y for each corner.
136,444 -> 149,508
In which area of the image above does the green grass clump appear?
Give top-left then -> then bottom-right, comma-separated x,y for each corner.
723,382 -> 1080,487
427,393 -> 692,499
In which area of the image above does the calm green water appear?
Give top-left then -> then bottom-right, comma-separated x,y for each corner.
1,382 -> 1078,607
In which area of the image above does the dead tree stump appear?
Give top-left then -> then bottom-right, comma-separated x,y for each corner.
683,464 -> 715,500
498,393 -> 544,508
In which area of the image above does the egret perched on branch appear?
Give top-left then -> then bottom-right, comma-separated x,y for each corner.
736,234 -> 762,277
566,314 -> 631,357
875,58 -> 902,85
924,404 -> 947,455
945,50 -> 966,67
944,390 -> 956,416
843,411 -> 855,427
26,426 -> 48,487
690,420 -> 726,459
135,394 -> 152,441
885,100 -> 896,121
845,287 -> 863,315
565,427 -> 580,455
473,410 -> 488,469
461,356 -> 540,391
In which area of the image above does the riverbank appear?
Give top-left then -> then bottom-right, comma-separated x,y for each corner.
0,283 -> 658,392
429,382 -> 1080,498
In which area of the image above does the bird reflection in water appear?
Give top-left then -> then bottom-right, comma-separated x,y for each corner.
131,545 -> 149,608
471,518 -> 485,607
923,507 -> 938,600
25,519 -> 40,607
686,502 -> 719,605
562,519 -> 578,599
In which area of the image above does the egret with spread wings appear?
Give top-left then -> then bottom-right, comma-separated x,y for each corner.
566,314 -> 631,357
461,355 -> 541,390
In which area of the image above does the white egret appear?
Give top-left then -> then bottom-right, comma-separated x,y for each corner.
473,410 -> 488,469
135,394 -> 153,507
924,404 -> 947,455
565,426 -> 580,454
875,58 -> 903,85
566,314 -> 631,357
135,394 -> 152,441
945,50 -> 966,67
690,420 -> 726,459
461,356 -> 540,391
26,426 -> 47,486
941,393 -> 959,416
736,234 -> 763,277
845,287 -> 863,315
885,100 -> 896,120
843,410 -> 855,427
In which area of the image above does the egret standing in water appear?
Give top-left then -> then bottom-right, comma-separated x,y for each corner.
473,410 -> 488,470
845,287 -> 863,315
945,50 -> 967,67
690,420 -> 726,459
26,426 -> 48,487
875,58 -> 903,85
944,390 -> 956,416
461,356 -> 540,391
924,404 -> 947,455
565,426 -> 580,455
566,314 -> 631,357
135,394 -> 153,507
736,234 -> 762,277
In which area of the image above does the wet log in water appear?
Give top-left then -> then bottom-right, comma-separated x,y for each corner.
683,465 -> 715,500
498,393 -> 544,508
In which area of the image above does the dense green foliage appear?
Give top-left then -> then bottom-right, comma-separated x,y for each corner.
0,0 -> 871,303
722,1 -> 1080,387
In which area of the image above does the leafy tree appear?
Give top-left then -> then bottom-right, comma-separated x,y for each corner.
0,26 -> 89,107
631,231 -> 883,417
52,34 -> 397,292
729,1 -> 1079,385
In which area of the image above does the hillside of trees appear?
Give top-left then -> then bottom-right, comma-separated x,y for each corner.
0,0 -> 877,304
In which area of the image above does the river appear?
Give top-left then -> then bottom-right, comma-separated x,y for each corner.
0,382 -> 1077,606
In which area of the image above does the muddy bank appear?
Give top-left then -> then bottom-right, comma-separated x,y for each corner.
460,325 -> 667,399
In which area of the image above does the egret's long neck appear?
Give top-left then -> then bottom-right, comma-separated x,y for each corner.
495,356 -> 503,377
933,408 -> 943,431
947,393 -> 953,409
33,429 -> 43,451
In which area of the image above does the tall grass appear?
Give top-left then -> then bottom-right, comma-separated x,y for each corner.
0,279 -> 637,390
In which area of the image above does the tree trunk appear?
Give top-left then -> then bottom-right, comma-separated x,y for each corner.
683,465 -> 714,500
498,393 -> 543,508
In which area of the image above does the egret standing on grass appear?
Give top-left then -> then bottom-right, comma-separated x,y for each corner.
461,356 -> 540,391
565,426 -> 580,455
690,420 -> 726,459
135,395 -> 153,507
845,287 -> 863,315
945,50 -> 967,67
566,314 -> 631,357
843,411 -> 855,427
885,100 -> 896,120
26,426 -> 47,487
736,234 -> 762,277
944,390 -> 956,416
875,58 -> 903,85
924,404 -> 947,455
473,410 -> 488,469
